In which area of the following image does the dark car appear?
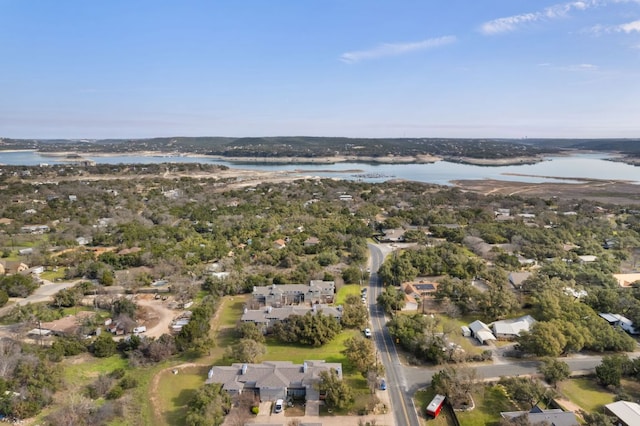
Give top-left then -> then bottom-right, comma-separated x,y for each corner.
380,379 -> 387,390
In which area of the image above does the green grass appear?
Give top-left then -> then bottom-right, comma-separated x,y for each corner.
456,385 -> 518,426
264,329 -> 358,368
157,365 -> 208,426
40,268 -> 66,281
335,284 -> 362,305
62,354 -> 128,384
558,377 -> 616,413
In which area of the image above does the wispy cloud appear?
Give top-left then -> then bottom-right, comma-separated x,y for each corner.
480,1 -> 599,35
340,36 -> 456,63
538,62 -> 599,71
585,19 -> 640,34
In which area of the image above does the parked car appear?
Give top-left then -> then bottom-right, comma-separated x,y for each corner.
274,399 -> 284,413
380,379 -> 387,390
364,328 -> 372,338
133,326 -> 146,334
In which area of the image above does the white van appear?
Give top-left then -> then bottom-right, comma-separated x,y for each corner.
133,326 -> 147,334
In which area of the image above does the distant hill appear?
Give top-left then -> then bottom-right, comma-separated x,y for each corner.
2,136 -> 638,159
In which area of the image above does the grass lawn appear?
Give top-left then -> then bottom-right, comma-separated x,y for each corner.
264,329 -> 359,368
62,353 -> 129,384
558,377 -> 616,413
157,365 -> 209,426
456,385 -> 518,426
40,268 -> 67,281
335,284 -> 362,305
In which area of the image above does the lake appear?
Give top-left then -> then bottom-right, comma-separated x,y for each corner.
0,150 -> 638,185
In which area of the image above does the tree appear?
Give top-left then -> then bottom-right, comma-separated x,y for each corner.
517,321 -> 567,357
227,339 -> 266,363
498,376 -> 553,410
538,358 -> 570,387
340,294 -> 368,329
0,289 -> 8,307
271,311 -> 341,347
581,411 -> 616,426
376,286 -> 405,314
92,333 -> 117,358
235,322 -> 265,343
185,383 -> 231,426
431,366 -> 479,409
343,335 -> 376,375
595,354 -> 630,387
317,368 -> 353,410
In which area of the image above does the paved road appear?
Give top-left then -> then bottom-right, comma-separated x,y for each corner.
367,243 -> 420,426
0,278 -> 80,316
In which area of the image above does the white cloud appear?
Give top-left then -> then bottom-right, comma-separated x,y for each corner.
618,19 -> 640,33
480,1 -> 600,34
340,36 -> 456,63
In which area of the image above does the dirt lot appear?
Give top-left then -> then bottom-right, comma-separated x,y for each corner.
453,178 -> 640,204
135,294 -> 184,338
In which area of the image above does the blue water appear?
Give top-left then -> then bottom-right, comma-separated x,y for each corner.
0,150 -> 638,185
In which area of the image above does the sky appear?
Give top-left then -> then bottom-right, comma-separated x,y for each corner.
1,0 -> 640,140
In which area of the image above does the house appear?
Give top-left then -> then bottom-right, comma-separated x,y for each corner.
508,272 -> 532,290
492,315 -> 536,340
501,406 -> 579,426
241,304 -> 343,333
40,311 -> 96,336
303,237 -> 320,247
375,228 -> 406,243
578,255 -> 597,263
468,320 -> 496,344
605,400 -> 640,426
613,273 -> 640,288
273,239 -> 287,250
252,281 -> 335,307
598,313 -> 638,335
205,360 -> 342,402
338,194 -> 353,201
401,294 -> 418,311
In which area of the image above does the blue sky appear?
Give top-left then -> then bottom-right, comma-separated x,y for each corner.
1,0 -> 639,139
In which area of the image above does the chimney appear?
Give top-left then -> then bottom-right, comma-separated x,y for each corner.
241,364 -> 248,375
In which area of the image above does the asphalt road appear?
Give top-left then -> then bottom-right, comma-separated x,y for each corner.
364,242 -> 635,426
0,278 -> 80,317
367,243 -> 421,426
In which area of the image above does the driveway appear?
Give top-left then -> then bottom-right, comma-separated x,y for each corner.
0,278 -> 81,317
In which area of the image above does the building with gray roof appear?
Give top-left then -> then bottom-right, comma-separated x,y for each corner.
206,360 -> 342,402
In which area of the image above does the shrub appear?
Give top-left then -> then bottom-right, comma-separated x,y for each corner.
251,406 -> 259,415
106,386 -> 124,400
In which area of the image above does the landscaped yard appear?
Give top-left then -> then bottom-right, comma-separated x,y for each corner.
456,385 -> 518,426
558,377 -> 616,413
335,284 -> 362,305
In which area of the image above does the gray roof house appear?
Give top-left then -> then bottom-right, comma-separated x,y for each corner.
468,320 -> 496,344
206,360 -> 342,402
252,281 -> 335,307
492,315 -> 536,340
241,304 -> 343,333
501,406 -> 579,426
508,272 -> 532,290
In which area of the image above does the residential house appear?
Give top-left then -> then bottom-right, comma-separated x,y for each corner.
241,304 -> 343,333
501,406 -> 579,426
492,315 -> 536,340
375,228 -> 406,243
613,273 -> 640,288
252,281 -> 335,307
468,320 -> 496,344
605,400 -> 640,426
206,360 -> 342,402
508,272 -> 532,290
40,311 -> 96,336
303,237 -> 320,247
599,313 -> 639,335
273,239 -> 287,250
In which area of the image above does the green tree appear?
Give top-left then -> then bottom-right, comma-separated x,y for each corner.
185,383 -> 231,426
431,366 -> 479,409
236,322 -> 265,343
376,286 -> 405,314
317,368 -> 353,410
343,335 -> 376,375
517,321 -> 567,357
92,333 -> 117,358
596,354 -> 630,387
0,289 -> 8,307
340,295 -> 368,329
538,358 -> 570,387
227,339 -> 266,363
498,376 -> 553,410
